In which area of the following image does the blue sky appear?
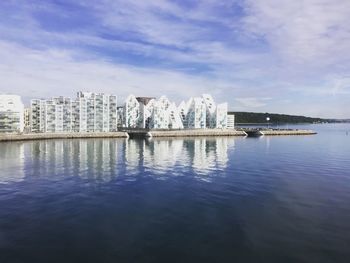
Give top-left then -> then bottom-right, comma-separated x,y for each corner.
0,0 -> 349,118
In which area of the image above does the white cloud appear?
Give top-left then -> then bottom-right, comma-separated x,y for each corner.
0,41 -> 231,105
0,0 -> 349,118
330,76 -> 350,95
235,97 -> 271,108
242,0 -> 350,66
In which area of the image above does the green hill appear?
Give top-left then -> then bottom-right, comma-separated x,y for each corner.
229,112 -> 330,124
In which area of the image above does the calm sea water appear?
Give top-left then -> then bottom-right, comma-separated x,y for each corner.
0,124 -> 350,263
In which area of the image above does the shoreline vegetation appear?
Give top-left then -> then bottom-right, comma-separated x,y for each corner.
230,112 -> 350,124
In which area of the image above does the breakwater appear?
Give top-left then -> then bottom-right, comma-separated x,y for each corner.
0,132 -> 128,142
0,129 -> 317,142
237,128 -> 317,137
147,129 -> 247,138
260,129 -> 317,136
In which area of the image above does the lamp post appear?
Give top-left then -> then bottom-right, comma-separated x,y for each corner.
266,117 -> 270,129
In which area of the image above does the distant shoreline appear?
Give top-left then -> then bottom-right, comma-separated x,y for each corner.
235,122 -> 350,125
230,111 -> 350,124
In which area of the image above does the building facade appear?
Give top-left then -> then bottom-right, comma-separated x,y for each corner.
76,92 -> 117,132
122,94 -> 229,130
24,108 -> 31,132
186,97 -> 207,129
0,95 -> 24,133
123,95 -> 140,129
215,103 -> 228,129
30,92 -> 117,133
227,114 -> 235,129
27,92 -> 229,132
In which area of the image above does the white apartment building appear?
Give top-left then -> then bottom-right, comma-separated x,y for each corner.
123,95 -> 140,128
167,102 -> 184,129
202,94 -> 217,128
122,94 -> 229,130
227,114 -> 235,129
76,92 -> 117,132
177,101 -> 188,127
0,95 -> 24,133
150,100 -> 169,129
24,108 -> 31,132
137,97 -> 155,129
215,103 -> 228,129
31,92 -> 117,133
186,97 -> 207,129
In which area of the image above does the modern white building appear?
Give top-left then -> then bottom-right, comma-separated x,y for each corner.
167,102 -> 184,129
24,108 -> 31,132
186,97 -> 207,129
137,97 -> 156,129
202,94 -> 228,129
123,95 -> 141,128
227,114 -> 235,129
31,92 -> 117,133
215,103 -> 228,129
122,94 -> 229,130
177,101 -> 188,127
76,92 -> 117,132
203,94 -> 217,128
30,99 -> 45,132
0,95 -> 24,133
149,96 -> 171,129
31,98 -> 71,133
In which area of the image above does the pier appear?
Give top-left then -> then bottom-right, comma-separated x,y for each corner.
238,128 -> 317,137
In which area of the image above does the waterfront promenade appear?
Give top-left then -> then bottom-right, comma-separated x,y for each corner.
0,128 -> 317,142
0,132 -> 129,142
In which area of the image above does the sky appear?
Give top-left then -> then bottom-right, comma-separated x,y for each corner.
0,0 -> 349,118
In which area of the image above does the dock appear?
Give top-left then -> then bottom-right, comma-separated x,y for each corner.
237,128 -> 317,137
260,129 -> 317,136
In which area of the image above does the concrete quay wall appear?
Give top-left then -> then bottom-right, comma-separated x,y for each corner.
148,129 -> 247,138
0,132 -> 128,142
0,129 -> 317,142
260,130 -> 317,136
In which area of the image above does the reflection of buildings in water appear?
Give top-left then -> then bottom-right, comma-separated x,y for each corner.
190,138 -> 231,173
0,142 -> 25,183
87,139 -> 118,181
192,138 -> 215,171
30,139 -> 118,181
143,139 -> 186,170
215,137 -> 229,168
133,137 -> 234,176
1,137 -> 234,183
31,140 -> 71,176
125,139 -> 143,168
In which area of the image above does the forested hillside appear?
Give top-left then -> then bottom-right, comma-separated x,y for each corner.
229,112 -> 330,124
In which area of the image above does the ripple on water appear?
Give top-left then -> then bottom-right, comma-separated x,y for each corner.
0,126 -> 350,262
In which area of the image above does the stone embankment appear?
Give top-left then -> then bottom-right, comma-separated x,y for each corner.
0,132 -> 128,142
260,129 -> 316,136
147,129 -> 247,138
0,129 -> 317,142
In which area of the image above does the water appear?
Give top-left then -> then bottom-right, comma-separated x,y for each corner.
0,124 -> 349,263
